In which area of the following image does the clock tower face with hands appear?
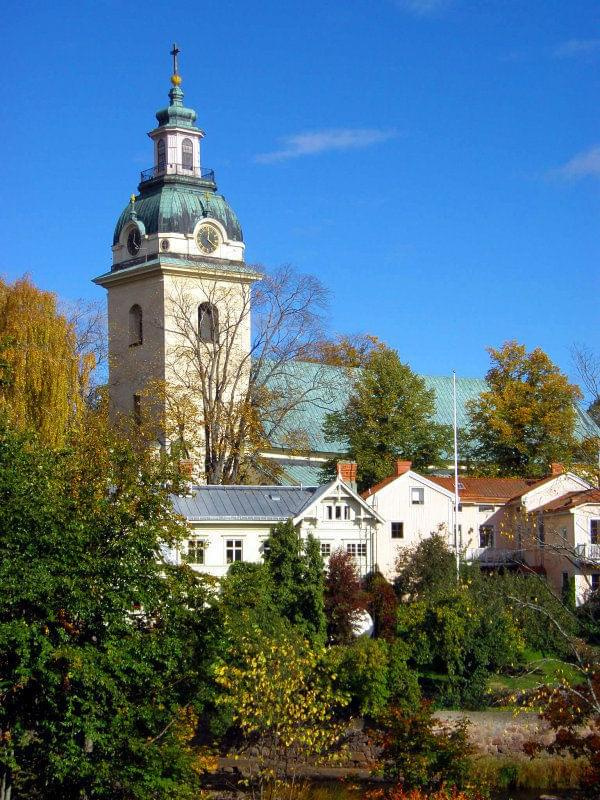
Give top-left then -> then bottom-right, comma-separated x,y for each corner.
94,45 -> 261,467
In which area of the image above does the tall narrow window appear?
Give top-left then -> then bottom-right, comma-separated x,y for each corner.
591,520 -> 599,545
198,303 -> 218,343
182,138 -> 193,170
479,525 -> 494,548
157,138 -> 166,171
537,515 -> 545,545
129,304 -> 143,346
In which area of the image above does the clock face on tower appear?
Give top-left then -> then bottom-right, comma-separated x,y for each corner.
196,223 -> 220,254
127,227 -> 142,256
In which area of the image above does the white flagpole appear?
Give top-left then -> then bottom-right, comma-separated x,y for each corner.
453,370 -> 461,579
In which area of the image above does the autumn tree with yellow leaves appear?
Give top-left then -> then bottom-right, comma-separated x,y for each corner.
0,276 -> 94,446
467,340 -> 585,477
214,628 -> 348,799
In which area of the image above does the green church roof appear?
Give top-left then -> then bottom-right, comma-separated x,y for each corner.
113,181 -> 243,246
263,361 -> 600,456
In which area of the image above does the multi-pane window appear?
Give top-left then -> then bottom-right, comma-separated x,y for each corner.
321,543 -> 331,557
182,138 -> 193,170
478,505 -> 494,512
391,522 -> 404,539
411,487 -> 424,505
325,505 -> 351,520
591,520 -> 599,545
346,542 -> 367,558
186,539 -> 207,565
479,525 -> 494,548
226,539 -> 243,564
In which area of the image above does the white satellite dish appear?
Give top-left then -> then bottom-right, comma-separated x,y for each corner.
352,609 -> 374,638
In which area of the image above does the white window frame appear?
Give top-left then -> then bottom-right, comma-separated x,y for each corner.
411,487 -> 425,505
346,542 -> 367,558
186,538 -> 207,565
225,539 -> 243,564
320,542 -> 332,558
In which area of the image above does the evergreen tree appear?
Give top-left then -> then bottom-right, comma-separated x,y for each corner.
322,345 -> 451,491
467,340 -> 582,477
264,521 -> 326,642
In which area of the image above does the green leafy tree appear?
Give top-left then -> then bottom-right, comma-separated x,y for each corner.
214,628 -> 348,799
467,340 -> 583,477
330,637 -> 391,717
264,520 -> 326,642
394,534 -> 457,601
376,702 -> 472,791
323,345 -> 450,490
0,417 -> 220,800
395,539 -> 524,708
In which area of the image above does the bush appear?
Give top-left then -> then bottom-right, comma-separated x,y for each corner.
376,701 -> 472,791
365,571 -> 398,641
387,640 -> 421,711
330,637 -> 390,717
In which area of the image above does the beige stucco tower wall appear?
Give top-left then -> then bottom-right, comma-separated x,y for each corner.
94,60 -> 261,468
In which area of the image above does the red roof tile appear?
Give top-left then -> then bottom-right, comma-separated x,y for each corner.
362,474 -> 398,499
427,476 -> 535,503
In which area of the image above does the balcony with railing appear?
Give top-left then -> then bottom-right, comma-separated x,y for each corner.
574,543 -> 600,564
140,163 -> 216,184
465,547 -> 525,566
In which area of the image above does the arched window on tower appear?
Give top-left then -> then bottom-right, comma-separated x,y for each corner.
182,138 -> 193,171
198,303 -> 218,343
157,139 -> 166,171
129,304 -> 143,346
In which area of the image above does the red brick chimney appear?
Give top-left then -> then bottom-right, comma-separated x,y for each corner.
395,460 -> 412,476
337,461 -> 358,490
550,462 -> 564,476
179,459 -> 195,478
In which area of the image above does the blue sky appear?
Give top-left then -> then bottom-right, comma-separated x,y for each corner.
1,0 -> 599,395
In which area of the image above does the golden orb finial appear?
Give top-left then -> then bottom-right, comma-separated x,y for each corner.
130,194 -> 136,205
171,73 -> 182,86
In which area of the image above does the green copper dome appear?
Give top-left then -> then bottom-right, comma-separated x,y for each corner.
113,180 -> 244,246
155,84 -> 199,129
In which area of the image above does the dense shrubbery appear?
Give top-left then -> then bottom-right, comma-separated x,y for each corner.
2,412 -> 596,798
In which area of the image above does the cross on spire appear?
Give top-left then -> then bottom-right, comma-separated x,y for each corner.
170,43 -> 180,75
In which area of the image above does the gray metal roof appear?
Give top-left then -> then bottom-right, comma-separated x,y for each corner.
171,484 -> 320,521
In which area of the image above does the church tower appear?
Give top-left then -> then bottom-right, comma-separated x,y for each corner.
94,46 -> 261,475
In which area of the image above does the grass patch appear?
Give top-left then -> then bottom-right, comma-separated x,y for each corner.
487,649 -> 581,699
470,753 -> 588,791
